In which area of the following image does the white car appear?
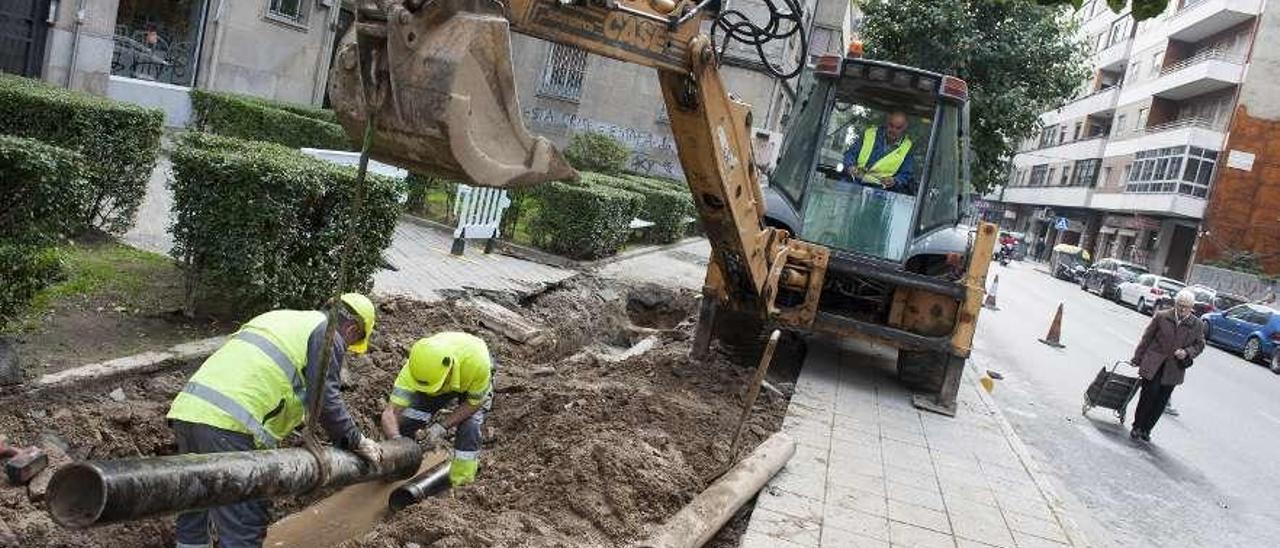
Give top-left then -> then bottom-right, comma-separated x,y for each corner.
1117,274 -> 1187,315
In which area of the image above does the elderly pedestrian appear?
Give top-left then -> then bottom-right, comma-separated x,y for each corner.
1129,288 -> 1205,441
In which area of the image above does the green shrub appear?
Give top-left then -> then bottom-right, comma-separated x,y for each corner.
526,173 -> 643,259
404,172 -> 459,221
0,74 -> 163,234
600,174 -> 694,244
564,132 -> 631,175
0,245 -> 64,326
170,133 -> 401,314
189,89 -> 351,151
0,135 -> 91,245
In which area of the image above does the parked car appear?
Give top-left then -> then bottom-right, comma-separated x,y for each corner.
1117,274 -> 1186,314
1154,285 -> 1246,317
1080,258 -> 1149,300
1202,304 -> 1280,370
1049,244 -> 1090,282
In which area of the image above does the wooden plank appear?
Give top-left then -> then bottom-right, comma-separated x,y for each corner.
464,297 -> 549,345
264,451 -> 448,548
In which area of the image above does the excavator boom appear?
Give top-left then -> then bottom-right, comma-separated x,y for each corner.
330,0 -> 828,328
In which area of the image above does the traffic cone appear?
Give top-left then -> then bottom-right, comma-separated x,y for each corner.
983,275 -> 1000,310
1039,303 -> 1065,348
979,374 -> 995,393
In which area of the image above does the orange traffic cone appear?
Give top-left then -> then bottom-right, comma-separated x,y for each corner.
1039,303 -> 1065,348
983,275 -> 1000,310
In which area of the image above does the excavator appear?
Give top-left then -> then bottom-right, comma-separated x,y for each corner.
327,0 -> 997,415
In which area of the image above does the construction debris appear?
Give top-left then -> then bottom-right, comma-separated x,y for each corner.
464,297 -> 552,346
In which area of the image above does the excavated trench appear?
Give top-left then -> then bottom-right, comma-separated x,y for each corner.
0,276 -> 799,547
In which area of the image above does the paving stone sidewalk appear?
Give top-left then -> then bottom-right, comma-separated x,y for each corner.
123,158 -> 572,302
743,339 -> 1083,548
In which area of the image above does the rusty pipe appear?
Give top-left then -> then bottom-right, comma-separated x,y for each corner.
46,438 -> 422,529
388,462 -> 450,510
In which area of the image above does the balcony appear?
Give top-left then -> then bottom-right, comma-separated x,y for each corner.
1058,86 -> 1119,121
1012,137 -> 1108,169
1090,191 -> 1206,218
1118,49 -> 1244,104
1105,117 -> 1226,157
1096,39 -> 1131,71
999,185 -> 1093,209
1166,0 -> 1261,42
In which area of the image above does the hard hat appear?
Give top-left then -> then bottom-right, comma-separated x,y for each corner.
406,336 -> 462,394
339,293 -> 376,354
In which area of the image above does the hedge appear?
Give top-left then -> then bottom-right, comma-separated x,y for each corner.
0,74 -> 163,235
564,131 -> 630,175
0,135 -> 91,245
594,174 -> 694,244
170,133 -> 401,314
0,245 -> 63,326
189,89 -> 351,151
526,173 -> 643,260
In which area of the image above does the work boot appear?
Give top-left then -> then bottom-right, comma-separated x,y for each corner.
1130,427 -> 1142,440
1140,430 -> 1151,442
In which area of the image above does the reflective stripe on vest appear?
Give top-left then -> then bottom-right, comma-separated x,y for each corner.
402,408 -> 433,422
391,387 -> 414,403
236,331 -> 308,405
856,127 -> 912,179
182,381 -> 279,448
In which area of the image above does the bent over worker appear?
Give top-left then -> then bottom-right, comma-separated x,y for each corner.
841,110 -> 915,194
380,331 -> 493,487
166,293 -> 384,548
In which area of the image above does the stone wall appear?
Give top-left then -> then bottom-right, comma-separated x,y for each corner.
1188,264 -> 1277,302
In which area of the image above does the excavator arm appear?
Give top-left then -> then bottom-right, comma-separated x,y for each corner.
329,0 -> 829,344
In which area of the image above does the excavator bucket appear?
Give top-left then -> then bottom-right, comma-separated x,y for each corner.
328,0 -> 577,188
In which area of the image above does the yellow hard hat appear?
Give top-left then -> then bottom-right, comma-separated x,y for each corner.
406,336 -> 461,394
339,293 -> 376,354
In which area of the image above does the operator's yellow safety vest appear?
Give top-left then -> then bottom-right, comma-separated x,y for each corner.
856,127 -> 912,180
167,310 -> 325,448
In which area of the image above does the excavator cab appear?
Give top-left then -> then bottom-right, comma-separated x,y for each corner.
768,56 -> 971,267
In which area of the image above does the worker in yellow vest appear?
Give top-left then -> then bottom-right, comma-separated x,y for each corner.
380,332 -> 493,487
166,293 -> 382,548
842,110 -> 915,194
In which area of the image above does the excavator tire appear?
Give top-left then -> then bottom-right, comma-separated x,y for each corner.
896,349 -> 947,394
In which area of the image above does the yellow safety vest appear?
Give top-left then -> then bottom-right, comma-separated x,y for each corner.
856,127 -> 912,180
167,310 -> 325,448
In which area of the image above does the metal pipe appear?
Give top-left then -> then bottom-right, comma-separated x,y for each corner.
387,462 -> 450,510
65,0 -> 86,88
46,438 -> 422,529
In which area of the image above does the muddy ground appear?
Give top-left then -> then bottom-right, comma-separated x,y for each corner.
0,276 -> 800,547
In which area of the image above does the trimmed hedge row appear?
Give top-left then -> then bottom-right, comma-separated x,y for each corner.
190,89 -> 351,151
0,135 -> 88,325
564,131 -> 630,175
170,133 -> 401,314
608,174 -> 695,243
0,74 -> 163,235
526,173 -> 644,260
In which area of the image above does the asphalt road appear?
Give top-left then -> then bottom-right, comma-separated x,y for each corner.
968,261 -> 1280,548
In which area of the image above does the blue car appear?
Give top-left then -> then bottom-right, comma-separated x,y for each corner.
1202,304 -> 1280,372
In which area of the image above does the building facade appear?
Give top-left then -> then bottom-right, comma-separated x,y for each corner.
994,0 -> 1269,279
3,0 -> 856,179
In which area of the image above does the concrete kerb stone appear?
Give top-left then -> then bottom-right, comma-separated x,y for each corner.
962,364 -> 1091,547
31,335 -> 226,392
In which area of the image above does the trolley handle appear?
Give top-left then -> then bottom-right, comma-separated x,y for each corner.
1112,360 -> 1134,372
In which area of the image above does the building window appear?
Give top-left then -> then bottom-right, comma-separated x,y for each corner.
538,44 -> 589,102
1136,107 -> 1148,131
1148,52 -> 1162,76
1074,122 -> 1083,141
1125,146 -> 1217,197
1059,166 -> 1071,186
1039,125 -> 1058,148
268,0 -> 308,24
111,0 -> 207,86
1029,164 -> 1048,187
1115,114 -> 1127,135
1107,16 -> 1131,48
1071,159 -> 1101,187
1047,167 -> 1057,186
809,26 -> 840,56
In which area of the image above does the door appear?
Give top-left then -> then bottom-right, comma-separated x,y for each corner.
1221,305 -> 1253,348
0,0 -> 50,77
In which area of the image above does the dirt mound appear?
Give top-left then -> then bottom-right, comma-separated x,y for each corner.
0,276 -> 795,547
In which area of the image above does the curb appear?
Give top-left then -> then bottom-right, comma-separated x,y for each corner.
29,335 -> 226,393
398,213 -> 705,271
965,369 -> 1092,547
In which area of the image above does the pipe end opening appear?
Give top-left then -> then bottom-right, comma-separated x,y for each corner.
47,464 -> 107,529
388,488 -> 417,511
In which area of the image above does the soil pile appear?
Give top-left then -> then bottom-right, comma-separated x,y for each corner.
0,276 -> 797,547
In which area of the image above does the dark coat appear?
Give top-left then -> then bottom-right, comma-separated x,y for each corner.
1131,309 -> 1205,386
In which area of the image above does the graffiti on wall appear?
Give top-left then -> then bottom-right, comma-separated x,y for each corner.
523,105 -> 684,178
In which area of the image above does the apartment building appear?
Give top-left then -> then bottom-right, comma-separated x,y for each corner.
993,0 -> 1268,279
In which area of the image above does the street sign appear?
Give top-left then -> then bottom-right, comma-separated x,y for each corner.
1055,217 -> 1069,231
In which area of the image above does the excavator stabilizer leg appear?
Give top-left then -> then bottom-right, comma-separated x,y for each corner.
329,0 -> 577,188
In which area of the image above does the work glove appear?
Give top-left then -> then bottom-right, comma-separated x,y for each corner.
353,435 -> 384,466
